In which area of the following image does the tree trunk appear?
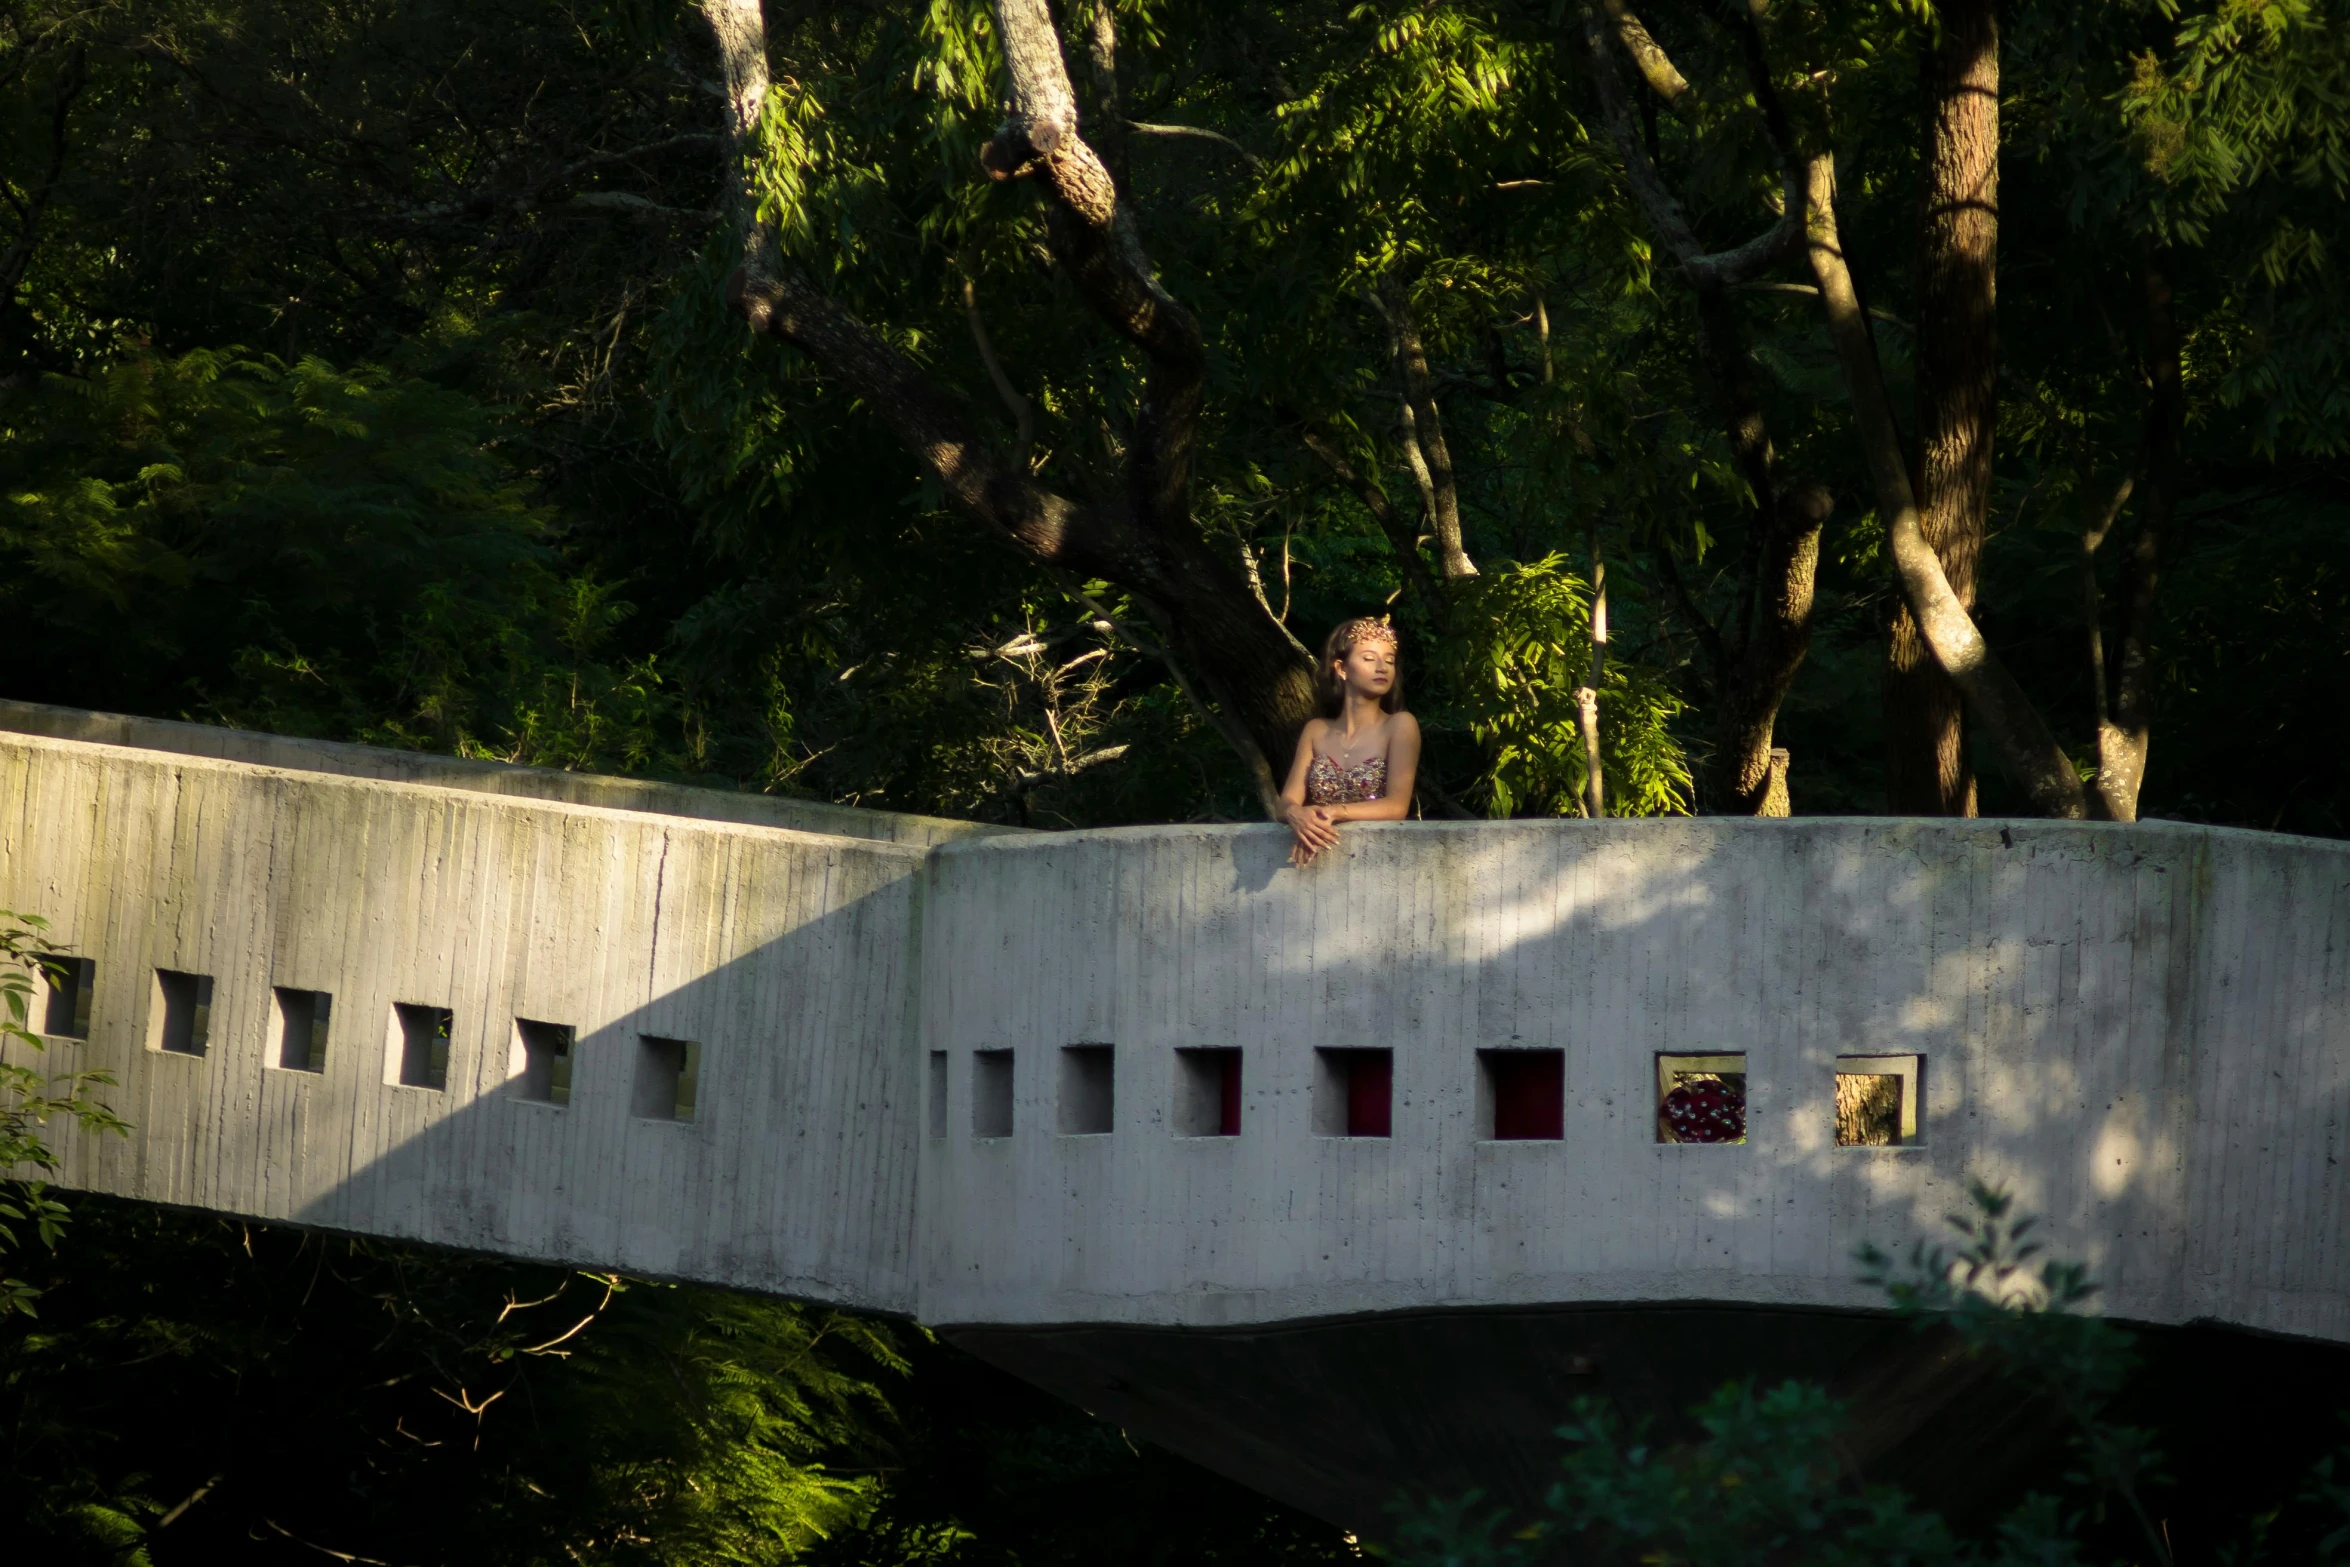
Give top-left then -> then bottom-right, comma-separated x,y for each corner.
1714,482 -> 1833,814
1080,1 -> 1128,196
1804,160 -> 2087,819
1386,285 -> 1477,579
1579,12 -> 1832,817
1583,11 -> 1827,815
2092,251 -> 2182,822
2079,469 -> 2135,817
1888,0 -> 1997,817
1575,528 -> 1608,817
1685,286 -> 1834,815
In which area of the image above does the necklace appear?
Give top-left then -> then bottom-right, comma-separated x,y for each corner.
1323,713 -> 1387,766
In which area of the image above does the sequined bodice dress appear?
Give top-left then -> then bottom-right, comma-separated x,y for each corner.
1305,752 -> 1387,806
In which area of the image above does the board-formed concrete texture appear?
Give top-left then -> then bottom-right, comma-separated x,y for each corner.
5,712 -> 2348,1526
916,817 -> 2350,1341
0,698 -> 1013,848
0,729 -> 933,1309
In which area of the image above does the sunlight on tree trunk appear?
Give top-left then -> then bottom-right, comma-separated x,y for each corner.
2092,252 -> 2183,824
1890,0 -> 1998,818
2081,469 -> 2139,818
1382,283 -> 1477,579
1575,527 -> 1607,818
1805,161 -> 2087,820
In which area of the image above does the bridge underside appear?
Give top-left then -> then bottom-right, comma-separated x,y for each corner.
950,1304 -> 2350,1537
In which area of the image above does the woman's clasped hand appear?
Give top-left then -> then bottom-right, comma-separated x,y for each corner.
1278,617 -> 1422,867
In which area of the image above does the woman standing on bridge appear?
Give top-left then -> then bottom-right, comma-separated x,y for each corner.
1280,618 -> 1422,866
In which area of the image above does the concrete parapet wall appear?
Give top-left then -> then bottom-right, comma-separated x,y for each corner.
0,698 -> 1011,849
0,733 -> 928,1310
917,819 -> 2350,1342
4,721 -> 2346,1348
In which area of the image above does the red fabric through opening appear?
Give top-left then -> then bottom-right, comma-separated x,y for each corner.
1345,1051 -> 1393,1137
1489,1051 -> 1564,1140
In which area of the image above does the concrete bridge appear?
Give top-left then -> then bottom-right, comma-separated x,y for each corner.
5,701 -> 2347,1528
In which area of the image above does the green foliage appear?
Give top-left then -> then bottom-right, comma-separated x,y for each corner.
9,0 -> 2350,827
2,1201 -> 905,1564
3,1198 -> 1354,1565
1435,555 -> 1692,817
0,911 -> 125,1318
1858,1181 -> 2166,1559
0,347 -> 708,772
1391,1378 -> 1989,1567
2106,0 -> 2350,456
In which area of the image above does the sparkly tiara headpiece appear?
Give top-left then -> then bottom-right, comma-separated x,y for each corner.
1336,617 -> 1399,652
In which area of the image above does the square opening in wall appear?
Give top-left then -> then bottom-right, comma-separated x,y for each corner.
1060,1045 -> 1114,1135
635,1036 -> 698,1121
512,1019 -> 575,1105
1656,1053 -> 1747,1144
1479,1049 -> 1564,1140
40,956 -> 95,1040
973,1050 -> 1014,1138
272,988 -> 331,1072
391,1003 -> 453,1090
927,1051 -> 948,1140
1835,1054 -> 1923,1146
1174,1048 -> 1242,1137
153,970 -> 214,1056
1314,1048 -> 1393,1138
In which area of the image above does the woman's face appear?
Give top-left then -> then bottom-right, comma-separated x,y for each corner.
1334,637 -> 1396,699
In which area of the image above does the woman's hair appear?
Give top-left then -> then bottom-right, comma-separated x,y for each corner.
1316,617 -> 1406,717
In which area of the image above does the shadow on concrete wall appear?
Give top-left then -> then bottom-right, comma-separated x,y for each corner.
273,870 -> 926,1313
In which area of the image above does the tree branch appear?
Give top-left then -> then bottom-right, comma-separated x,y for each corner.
1295,419 -> 1439,606
1653,545 -> 1730,694
157,1473 -> 226,1529
0,44 -> 85,311
1599,0 -> 1693,110
1581,8 -> 1807,291
2081,470 -> 2136,740
560,191 -> 719,223
1126,120 -> 1264,172
729,269 -> 1131,573
1583,5 -> 1838,815
698,0 -> 1316,780
1379,282 -> 1476,578
961,272 -> 1035,463
981,0 -> 1203,536
1078,593 -> 1284,819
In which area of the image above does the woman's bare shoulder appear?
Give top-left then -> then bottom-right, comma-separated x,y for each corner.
1388,710 -> 1423,739
1298,716 -> 1333,743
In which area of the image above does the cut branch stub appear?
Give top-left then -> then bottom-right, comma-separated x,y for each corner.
980,114 -> 1063,181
